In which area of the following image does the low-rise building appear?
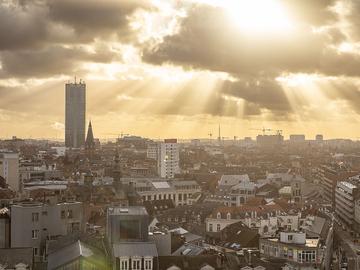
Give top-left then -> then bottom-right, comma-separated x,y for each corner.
260,232 -> 322,268
121,178 -> 201,206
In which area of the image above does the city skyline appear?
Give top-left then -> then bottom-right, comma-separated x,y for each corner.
2,0 -> 360,139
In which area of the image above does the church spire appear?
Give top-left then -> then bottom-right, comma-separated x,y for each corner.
85,121 -> 95,150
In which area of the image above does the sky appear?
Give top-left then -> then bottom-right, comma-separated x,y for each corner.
1,0 -> 360,140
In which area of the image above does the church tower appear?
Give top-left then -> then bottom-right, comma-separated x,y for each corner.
85,121 -> 95,149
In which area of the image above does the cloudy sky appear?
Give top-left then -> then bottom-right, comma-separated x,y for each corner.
1,0 -> 360,140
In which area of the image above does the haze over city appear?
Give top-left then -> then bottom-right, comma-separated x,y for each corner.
2,0 -> 360,139
4,1 -> 360,270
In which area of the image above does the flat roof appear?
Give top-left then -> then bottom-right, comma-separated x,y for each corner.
108,206 -> 148,216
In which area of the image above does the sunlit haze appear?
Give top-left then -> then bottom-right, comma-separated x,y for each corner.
1,0 -> 360,140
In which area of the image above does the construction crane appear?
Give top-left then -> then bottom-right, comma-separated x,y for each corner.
250,128 -> 272,135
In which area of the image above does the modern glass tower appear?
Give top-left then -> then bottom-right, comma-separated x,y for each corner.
65,80 -> 86,148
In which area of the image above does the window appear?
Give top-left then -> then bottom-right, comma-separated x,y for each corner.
32,229 -> 39,239
227,213 -> 231,220
33,247 -> 38,256
32,212 -> 39,222
132,258 -> 141,270
120,220 -> 140,240
209,224 -> 213,232
68,210 -> 73,218
144,258 -> 152,270
42,211 -> 47,216
61,210 -> 66,219
288,235 -> 293,241
217,224 -> 221,232
120,259 -> 129,270
217,212 -> 221,219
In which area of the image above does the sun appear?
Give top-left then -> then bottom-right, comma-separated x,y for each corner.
223,0 -> 294,35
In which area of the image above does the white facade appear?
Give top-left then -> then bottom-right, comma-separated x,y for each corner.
128,178 -> 201,207
335,180 -> 358,226
157,139 -> 180,179
0,152 -> 19,192
206,213 -> 299,236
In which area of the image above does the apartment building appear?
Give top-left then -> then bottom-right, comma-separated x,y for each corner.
107,206 -> 158,270
335,176 -> 360,227
317,164 -> 357,206
157,139 -> 180,179
260,232 -> 322,268
0,152 -> 19,192
209,175 -> 255,206
11,201 -> 83,258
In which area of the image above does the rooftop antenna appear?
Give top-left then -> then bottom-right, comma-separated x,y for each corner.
218,124 -> 221,142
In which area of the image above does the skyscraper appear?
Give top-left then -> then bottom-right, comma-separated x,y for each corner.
65,80 -> 86,148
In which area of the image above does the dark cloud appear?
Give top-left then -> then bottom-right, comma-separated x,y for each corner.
0,45 -> 117,78
47,0 -> 153,42
323,80 -> 360,114
222,79 -> 291,112
0,0 -> 153,51
0,1 -> 49,50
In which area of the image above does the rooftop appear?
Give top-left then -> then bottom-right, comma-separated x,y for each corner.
108,206 -> 148,216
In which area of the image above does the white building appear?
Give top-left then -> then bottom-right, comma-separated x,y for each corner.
260,231 -> 322,268
335,178 -> 360,226
208,175 -> 255,206
157,139 -> 180,179
0,152 -> 19,192
121,178 -> 201,206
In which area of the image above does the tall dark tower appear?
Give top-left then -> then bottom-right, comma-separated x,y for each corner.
65,79 -> 86,148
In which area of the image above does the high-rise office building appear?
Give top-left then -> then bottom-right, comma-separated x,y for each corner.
65,80 -> 86,148
157,139 -> 180,178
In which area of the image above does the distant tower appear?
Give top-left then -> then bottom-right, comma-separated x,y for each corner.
113,149 -> 122,188
85,121 -> 95,150
65,79 -> 86,148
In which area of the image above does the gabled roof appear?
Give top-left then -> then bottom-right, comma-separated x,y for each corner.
47,240 -> 106,270
218,175 -> 250,187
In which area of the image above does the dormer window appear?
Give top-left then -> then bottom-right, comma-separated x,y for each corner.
227,213 -> 231,220
217,212 -> 221,219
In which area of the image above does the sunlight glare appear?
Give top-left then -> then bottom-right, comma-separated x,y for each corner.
224,0 -> 294,35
